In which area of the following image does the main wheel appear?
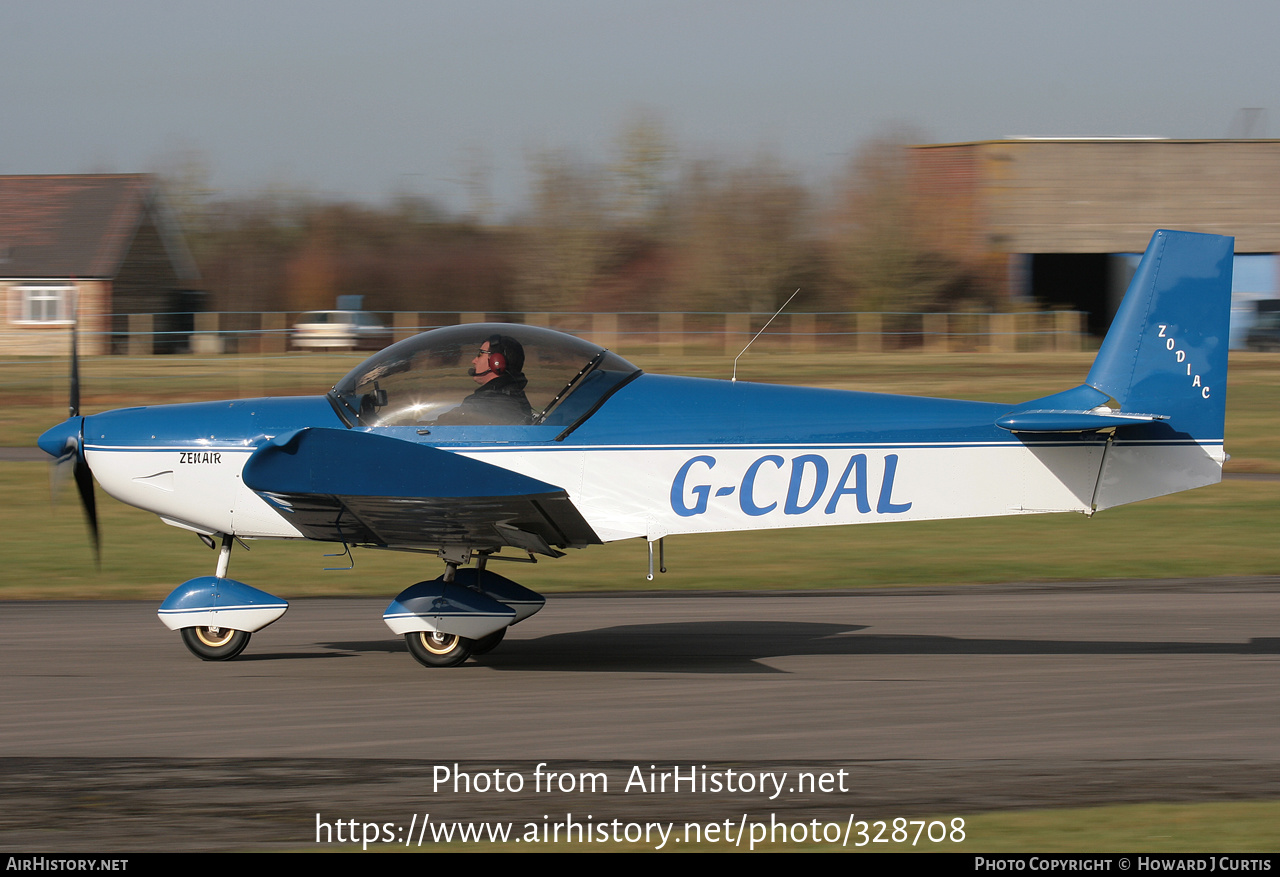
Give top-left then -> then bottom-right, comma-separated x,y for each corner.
180,626 -> 251,661
469,627 -> 507,656
405,630 -> 473,668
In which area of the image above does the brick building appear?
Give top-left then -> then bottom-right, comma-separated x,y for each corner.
0,174 -> 201,355
910,139 -> 1280,341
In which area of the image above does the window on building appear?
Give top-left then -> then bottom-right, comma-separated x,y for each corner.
12,285 -> 74,324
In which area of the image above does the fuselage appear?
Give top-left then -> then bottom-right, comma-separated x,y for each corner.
40,370 -> 1220,549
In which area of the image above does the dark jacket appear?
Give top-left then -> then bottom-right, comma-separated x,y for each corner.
437,373 -> 533,425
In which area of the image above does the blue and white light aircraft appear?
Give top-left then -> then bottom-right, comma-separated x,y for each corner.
39,230 -> 1233,668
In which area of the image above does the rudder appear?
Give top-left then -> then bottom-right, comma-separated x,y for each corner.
1086,229 -> 1233,441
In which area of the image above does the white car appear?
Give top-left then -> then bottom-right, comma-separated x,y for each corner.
291,311 -> 392,351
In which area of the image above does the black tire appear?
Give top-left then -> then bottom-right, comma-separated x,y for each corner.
469,627 -> 507,656
180,626 -> 251,661
405,631 -> 473,668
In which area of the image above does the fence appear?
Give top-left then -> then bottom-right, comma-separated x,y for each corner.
2,309 -> 1088,358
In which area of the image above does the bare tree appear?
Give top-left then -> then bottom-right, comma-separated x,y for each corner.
513,149 -> 613,312
611,108 -> 674,232
666,153 -> 813,313
826,129 -> 986,313
151,142 -> 216,263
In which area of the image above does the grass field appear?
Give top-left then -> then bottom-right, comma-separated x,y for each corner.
960,801 -> 1280,854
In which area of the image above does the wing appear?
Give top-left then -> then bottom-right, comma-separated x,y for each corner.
241,428 -> 599,556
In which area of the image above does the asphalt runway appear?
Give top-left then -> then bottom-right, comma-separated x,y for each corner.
2,581 -> 1278,849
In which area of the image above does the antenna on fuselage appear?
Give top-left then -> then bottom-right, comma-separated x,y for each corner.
732,288 -> 800,383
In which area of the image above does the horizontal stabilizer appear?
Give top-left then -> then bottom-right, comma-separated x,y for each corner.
995,409 -> 1165,433
997,383 -> 1166,433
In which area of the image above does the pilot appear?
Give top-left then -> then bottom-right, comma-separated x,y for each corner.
435,334 -> 533,425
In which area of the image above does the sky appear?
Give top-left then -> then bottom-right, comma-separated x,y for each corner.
3,0 -> 1278,217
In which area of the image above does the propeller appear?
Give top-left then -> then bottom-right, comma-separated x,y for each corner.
40,318 -> 100,563
69,307 -> 80,419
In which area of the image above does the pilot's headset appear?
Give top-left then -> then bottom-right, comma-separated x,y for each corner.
483,334 -> 509,376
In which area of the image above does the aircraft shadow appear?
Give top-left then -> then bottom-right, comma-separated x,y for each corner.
320,622 -> 1280,674
230,650 -> 357,662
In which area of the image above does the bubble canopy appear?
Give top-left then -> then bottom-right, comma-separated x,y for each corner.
328,323 -> 641,429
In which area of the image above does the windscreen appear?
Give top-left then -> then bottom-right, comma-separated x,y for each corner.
328,323 -> 639,429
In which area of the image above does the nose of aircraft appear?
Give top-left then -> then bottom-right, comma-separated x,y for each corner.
38,416 -> 82,458
38,414 -> 100,561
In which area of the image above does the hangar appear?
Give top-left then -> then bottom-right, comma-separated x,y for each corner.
910,138 -> 1280,345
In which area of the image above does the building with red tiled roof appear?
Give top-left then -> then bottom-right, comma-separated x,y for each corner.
1,174 -> 201,354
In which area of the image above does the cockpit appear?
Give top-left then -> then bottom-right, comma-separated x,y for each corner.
328,323 -> 641,430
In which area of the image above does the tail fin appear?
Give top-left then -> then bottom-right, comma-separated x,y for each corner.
996,230 -> 1233,511
1086,229 -> 1233,441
